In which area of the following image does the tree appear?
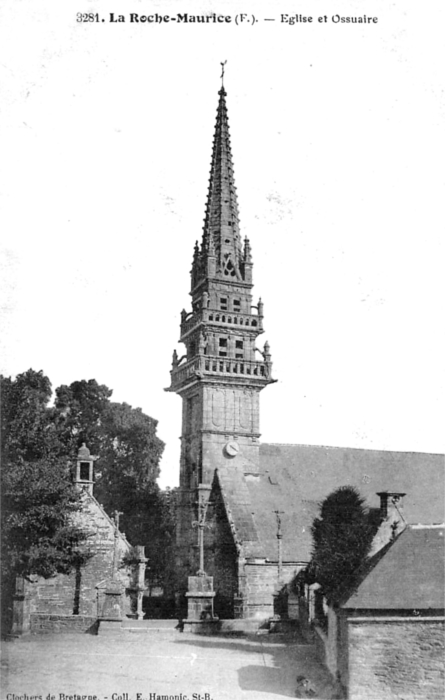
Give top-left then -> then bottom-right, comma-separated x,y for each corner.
1,369 -> 55,462
52,381 -> 165,547
1,456 -> 91,580
1,370 -> 92,630
52,379 -> 113,457
1,370 -> 91,577
94,400 -> 164,516
1,370 -> 170,626
308,486 -> 376,603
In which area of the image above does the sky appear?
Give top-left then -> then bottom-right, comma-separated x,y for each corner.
1,0 -> 444,488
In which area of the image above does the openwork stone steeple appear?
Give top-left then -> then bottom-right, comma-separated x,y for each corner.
191,88 -> 254,293
167,80 -> 275,494
201,87 -> 242,277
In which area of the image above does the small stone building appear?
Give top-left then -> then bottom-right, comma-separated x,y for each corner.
297,492 -> 444,699
336,525 -> 444,700
11,445 -> 133,634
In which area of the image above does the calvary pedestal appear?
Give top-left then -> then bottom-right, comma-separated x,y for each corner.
183,575 -> 219,633
186,575 -> 215,618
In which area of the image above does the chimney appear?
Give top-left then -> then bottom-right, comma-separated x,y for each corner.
369,492 -> 407,557
376,491 -> 406,521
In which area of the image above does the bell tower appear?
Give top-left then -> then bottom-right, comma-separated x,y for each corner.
166,80 -> 275,581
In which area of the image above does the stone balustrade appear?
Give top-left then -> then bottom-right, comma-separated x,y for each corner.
181,309 -> 263,339
170,354 -> 272,388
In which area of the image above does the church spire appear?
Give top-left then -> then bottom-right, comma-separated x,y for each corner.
167,75 -> 276,598
200,78 -> 243,284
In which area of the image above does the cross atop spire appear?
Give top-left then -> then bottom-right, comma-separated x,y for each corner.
220,60 -> 227,88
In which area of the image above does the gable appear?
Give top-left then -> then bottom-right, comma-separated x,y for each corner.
74,490 -> 132,554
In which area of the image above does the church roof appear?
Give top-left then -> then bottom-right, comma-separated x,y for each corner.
341,525 -> 445,610
216,443 -> 444,563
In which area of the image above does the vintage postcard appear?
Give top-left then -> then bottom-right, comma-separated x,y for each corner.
1,1 -> 444,699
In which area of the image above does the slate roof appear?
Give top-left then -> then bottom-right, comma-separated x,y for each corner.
215,443 -> 444,562
341,526 -> 445,610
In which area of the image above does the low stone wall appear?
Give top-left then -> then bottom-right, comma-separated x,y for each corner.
295,597 -> 316,643
30,614 -> 97,634
313,625 -> 328,666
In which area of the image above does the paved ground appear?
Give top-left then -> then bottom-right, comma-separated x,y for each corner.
1,629 -> 335,700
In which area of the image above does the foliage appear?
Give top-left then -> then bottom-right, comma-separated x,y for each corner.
308,485 -> 376,603
2,457 -> 92,580
1,369 -> 55,462
52,379 -> 113,456
1,370 -> 91,582
52,380 -> 165,548
1,370 -> 168,590
94,401 -> 164,515
119,486 -> 177,597
143,487 -> 178,596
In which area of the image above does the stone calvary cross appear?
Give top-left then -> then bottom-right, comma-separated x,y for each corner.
192,498 -> 213,576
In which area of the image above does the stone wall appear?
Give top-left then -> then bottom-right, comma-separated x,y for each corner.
178,384 -> 262,491
313,607 -> 338,678
242,562 -> 298,619
30,614 -> 97,634
20,492 -> 132,631
346,617 -> 445,700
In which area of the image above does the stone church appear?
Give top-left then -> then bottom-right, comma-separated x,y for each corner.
167,83 -> 444,620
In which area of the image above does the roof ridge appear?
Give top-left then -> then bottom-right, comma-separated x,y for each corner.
261,442 -> 445,457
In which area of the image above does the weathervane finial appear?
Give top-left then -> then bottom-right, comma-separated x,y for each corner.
220,60 -> 227,87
